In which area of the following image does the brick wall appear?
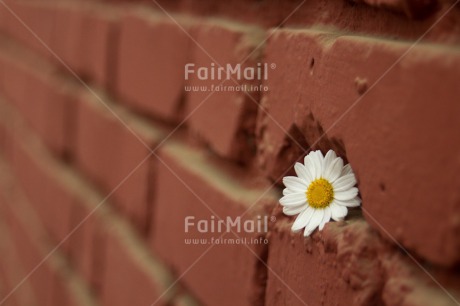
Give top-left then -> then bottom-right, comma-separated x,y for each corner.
0,0 -> 459,306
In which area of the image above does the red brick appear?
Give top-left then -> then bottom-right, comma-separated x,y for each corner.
48,267 -> 84,306
116,9 -> 190,120
20,72 -> 75,157
0,196 -> 38,306
169,1 -> 460,44
100,220 -> 166,306
152,140 -> 276,306
0,44 -> 74,156
255,30 -> 334,181
0,96 -> 170,304
0,3 -> 7,35
3,202 -> 55,305
51,3 -> 119,88
0,2 -> 42,57
50,271 -> 95,306
74,91 -> 162,232
50,4 -> 83,71
51,272 -> 79,306
0,95 -> 74,247
0,51 -> 29,108
80,7 -> 119,89
103,1 -> 460,46
266,217 -> 383,306
186,21 -> 264,162
7,2 -> 56,60
24,73 -> 76,156
266,213 -> 460,306
257,29 -> 460,266
68,200 -> 106,296
0,245 -> 38,306
184,1 -> 281,28
0,160 -> 98,306
351,0 -> 437,19
0,138 -> 102,305
5,133 -> 74,252
0,134 -> 101,306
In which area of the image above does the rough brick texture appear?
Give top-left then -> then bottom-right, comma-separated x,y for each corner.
257,29 -> 460,266
266,208 -> 460,306
0,0 -> 460,306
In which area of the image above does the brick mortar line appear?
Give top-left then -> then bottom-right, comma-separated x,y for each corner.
162,141 -> 279,205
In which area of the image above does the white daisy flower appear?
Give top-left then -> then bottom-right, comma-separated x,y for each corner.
279,150 -> 361,237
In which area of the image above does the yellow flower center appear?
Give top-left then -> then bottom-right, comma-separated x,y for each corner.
306,178 -> 334,209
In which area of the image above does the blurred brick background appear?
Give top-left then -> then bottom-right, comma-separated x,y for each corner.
0,0 -> 459,305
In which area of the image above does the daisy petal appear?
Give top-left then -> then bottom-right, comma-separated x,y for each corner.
303,209 -> 324,237
331,202 -> 348,221
332,173 -> 357,192
304,152 -> 316,179
334,187 -> 359,201
291,207 -> 314,232
294,162 -> 313,183
322,150 -> 337,175
279,192 -> 307,207
312,151 -> 324,179
282,176 -> 308,192
319,207 -> 332,230
335,197 -> 361,207
341,164 -> 353,176
283,205 -> 307,216
324,157 -> 344,182
282,188 -> 295,196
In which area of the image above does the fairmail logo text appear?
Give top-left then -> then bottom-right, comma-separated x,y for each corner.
184,63 -> 274,81
184,215 -> 270,233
